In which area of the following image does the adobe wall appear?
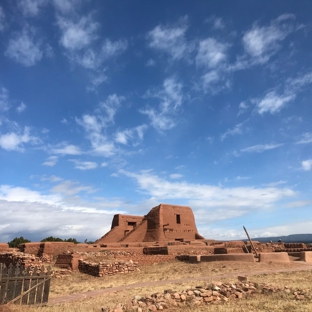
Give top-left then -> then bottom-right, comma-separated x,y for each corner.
97,215 -> 144,244
300,251 -> 312,262
259,252 -> 290,263
144,204 -> 204,242
122,220 -> 148,243
55,253 -> 80,270
200,254 -> 255,262
0,243 -> 9,251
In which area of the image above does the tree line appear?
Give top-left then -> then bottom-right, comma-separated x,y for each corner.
7,236 -> 95,248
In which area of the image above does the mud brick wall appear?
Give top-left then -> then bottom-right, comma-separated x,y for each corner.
0,243 -> 9,251
55,253 -> 80,270
167,246 -> 215,255
78,260 -> 138,277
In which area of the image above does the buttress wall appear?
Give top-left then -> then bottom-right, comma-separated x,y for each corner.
96,214 -> 144,244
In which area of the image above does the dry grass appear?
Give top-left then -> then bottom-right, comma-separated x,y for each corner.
6,260 -> 312,312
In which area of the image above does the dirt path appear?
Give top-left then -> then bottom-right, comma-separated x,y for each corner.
48,262 -> 312,306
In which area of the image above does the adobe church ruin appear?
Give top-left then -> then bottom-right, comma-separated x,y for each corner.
96,204 -> 205,244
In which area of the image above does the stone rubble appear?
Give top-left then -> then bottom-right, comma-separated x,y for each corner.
100,280 -> 311,311
78,259 -> 139,277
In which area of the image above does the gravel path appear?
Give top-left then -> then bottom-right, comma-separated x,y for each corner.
48,262 -> 312,306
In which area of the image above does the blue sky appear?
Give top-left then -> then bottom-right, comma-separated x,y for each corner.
0,0 -> 312,243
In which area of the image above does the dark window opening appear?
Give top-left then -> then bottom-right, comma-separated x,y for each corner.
176,214 -> 181,224
128,222 -> 136,227
175,238 -> 184,242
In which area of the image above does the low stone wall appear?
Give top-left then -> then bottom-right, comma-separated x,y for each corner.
300,251 -> 312,262
259,252 -> 290,263
177,254 -> 255,263
0,251 -> 42,268
143,247 -> 168,255
78,259 -> 138,277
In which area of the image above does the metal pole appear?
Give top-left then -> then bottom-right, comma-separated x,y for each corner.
243,226 -> 258,257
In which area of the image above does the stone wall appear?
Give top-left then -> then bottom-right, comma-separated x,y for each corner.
0,251 -> 43,268
78,259 -> 138,277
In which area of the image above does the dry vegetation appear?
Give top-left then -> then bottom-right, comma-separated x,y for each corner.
6,260 -> 312,312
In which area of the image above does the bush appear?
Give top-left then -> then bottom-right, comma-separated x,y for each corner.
8,236 -> 31,248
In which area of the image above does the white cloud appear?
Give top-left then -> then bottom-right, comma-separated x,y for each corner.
0,127 -> 39,151
255,91 -> 294,114
301,159 -> 312,171
101,39 -> 128,59
41,175 -> 62,182
243,14 -> 295,63
16,102 -> 26,113
17,0 -> 48,17
70,159 -> 97,170
236,176 -> 250,181
42,156 -> 58,167
0,183 -> 127,242
0,6 -> 5,31
115,125 -> 147,146
147,18 -> 190,60
238,101 -> 248,115
142,77 -> 183,131
201,70 -> 229,94
101,162 -> 108,167
53,0 -> 81,15
146,59 -> 156,67
51,180 -> 96,196
0,87 -> 9,111
99,94 -> 125,123
120,170 -> 295,221
51,143 -> 82,155
241,143 -> 283,153
5,26 -> 43,66
57,15 -> 98,51
169,174 -> 183,180
296,132 -> 312,145
196,38 -> 228,68
221,123 -> 243,141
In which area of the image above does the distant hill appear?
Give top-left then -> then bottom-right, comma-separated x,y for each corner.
249,234 -> 312,243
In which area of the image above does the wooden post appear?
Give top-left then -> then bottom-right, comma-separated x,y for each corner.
243,226 -> 258,257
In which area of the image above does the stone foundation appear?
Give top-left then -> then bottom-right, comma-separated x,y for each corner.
78,259 -> 138,277
178,254 -> 255,263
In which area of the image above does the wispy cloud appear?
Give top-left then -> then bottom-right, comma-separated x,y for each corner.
296,132 -> 312,145
196,38 -> 228,68
115,125 -> 148,146
169,173 -> 183,179
301,159 -> 312,171
53,0 -> 81,15
42,156 -> 58,166
0,127 -> 39,151
57,14 -> 98,51
5,26 -> 43,67
141,77 -> 183,131
0,87 -> 9,111
16,102 -> 26,113
241,143 -> 283,153
0,6 -> 5,31
254,91 -> 294,114
17,0 -> 48,17
221,123 -> 243,141
69,159 -> 98,170
242,14 -> 295,63
147,17 -> 191,60
120,169 -> 295,220
51,143 -> 82,155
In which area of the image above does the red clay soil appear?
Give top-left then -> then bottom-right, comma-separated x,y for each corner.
47,263 -> 312,306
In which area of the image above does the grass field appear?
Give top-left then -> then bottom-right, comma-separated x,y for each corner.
6,260 -> 312,312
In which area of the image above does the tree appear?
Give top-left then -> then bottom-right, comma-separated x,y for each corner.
40,236 -> 63,242
64,238 -> 79,244
8,236 -> 31,248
